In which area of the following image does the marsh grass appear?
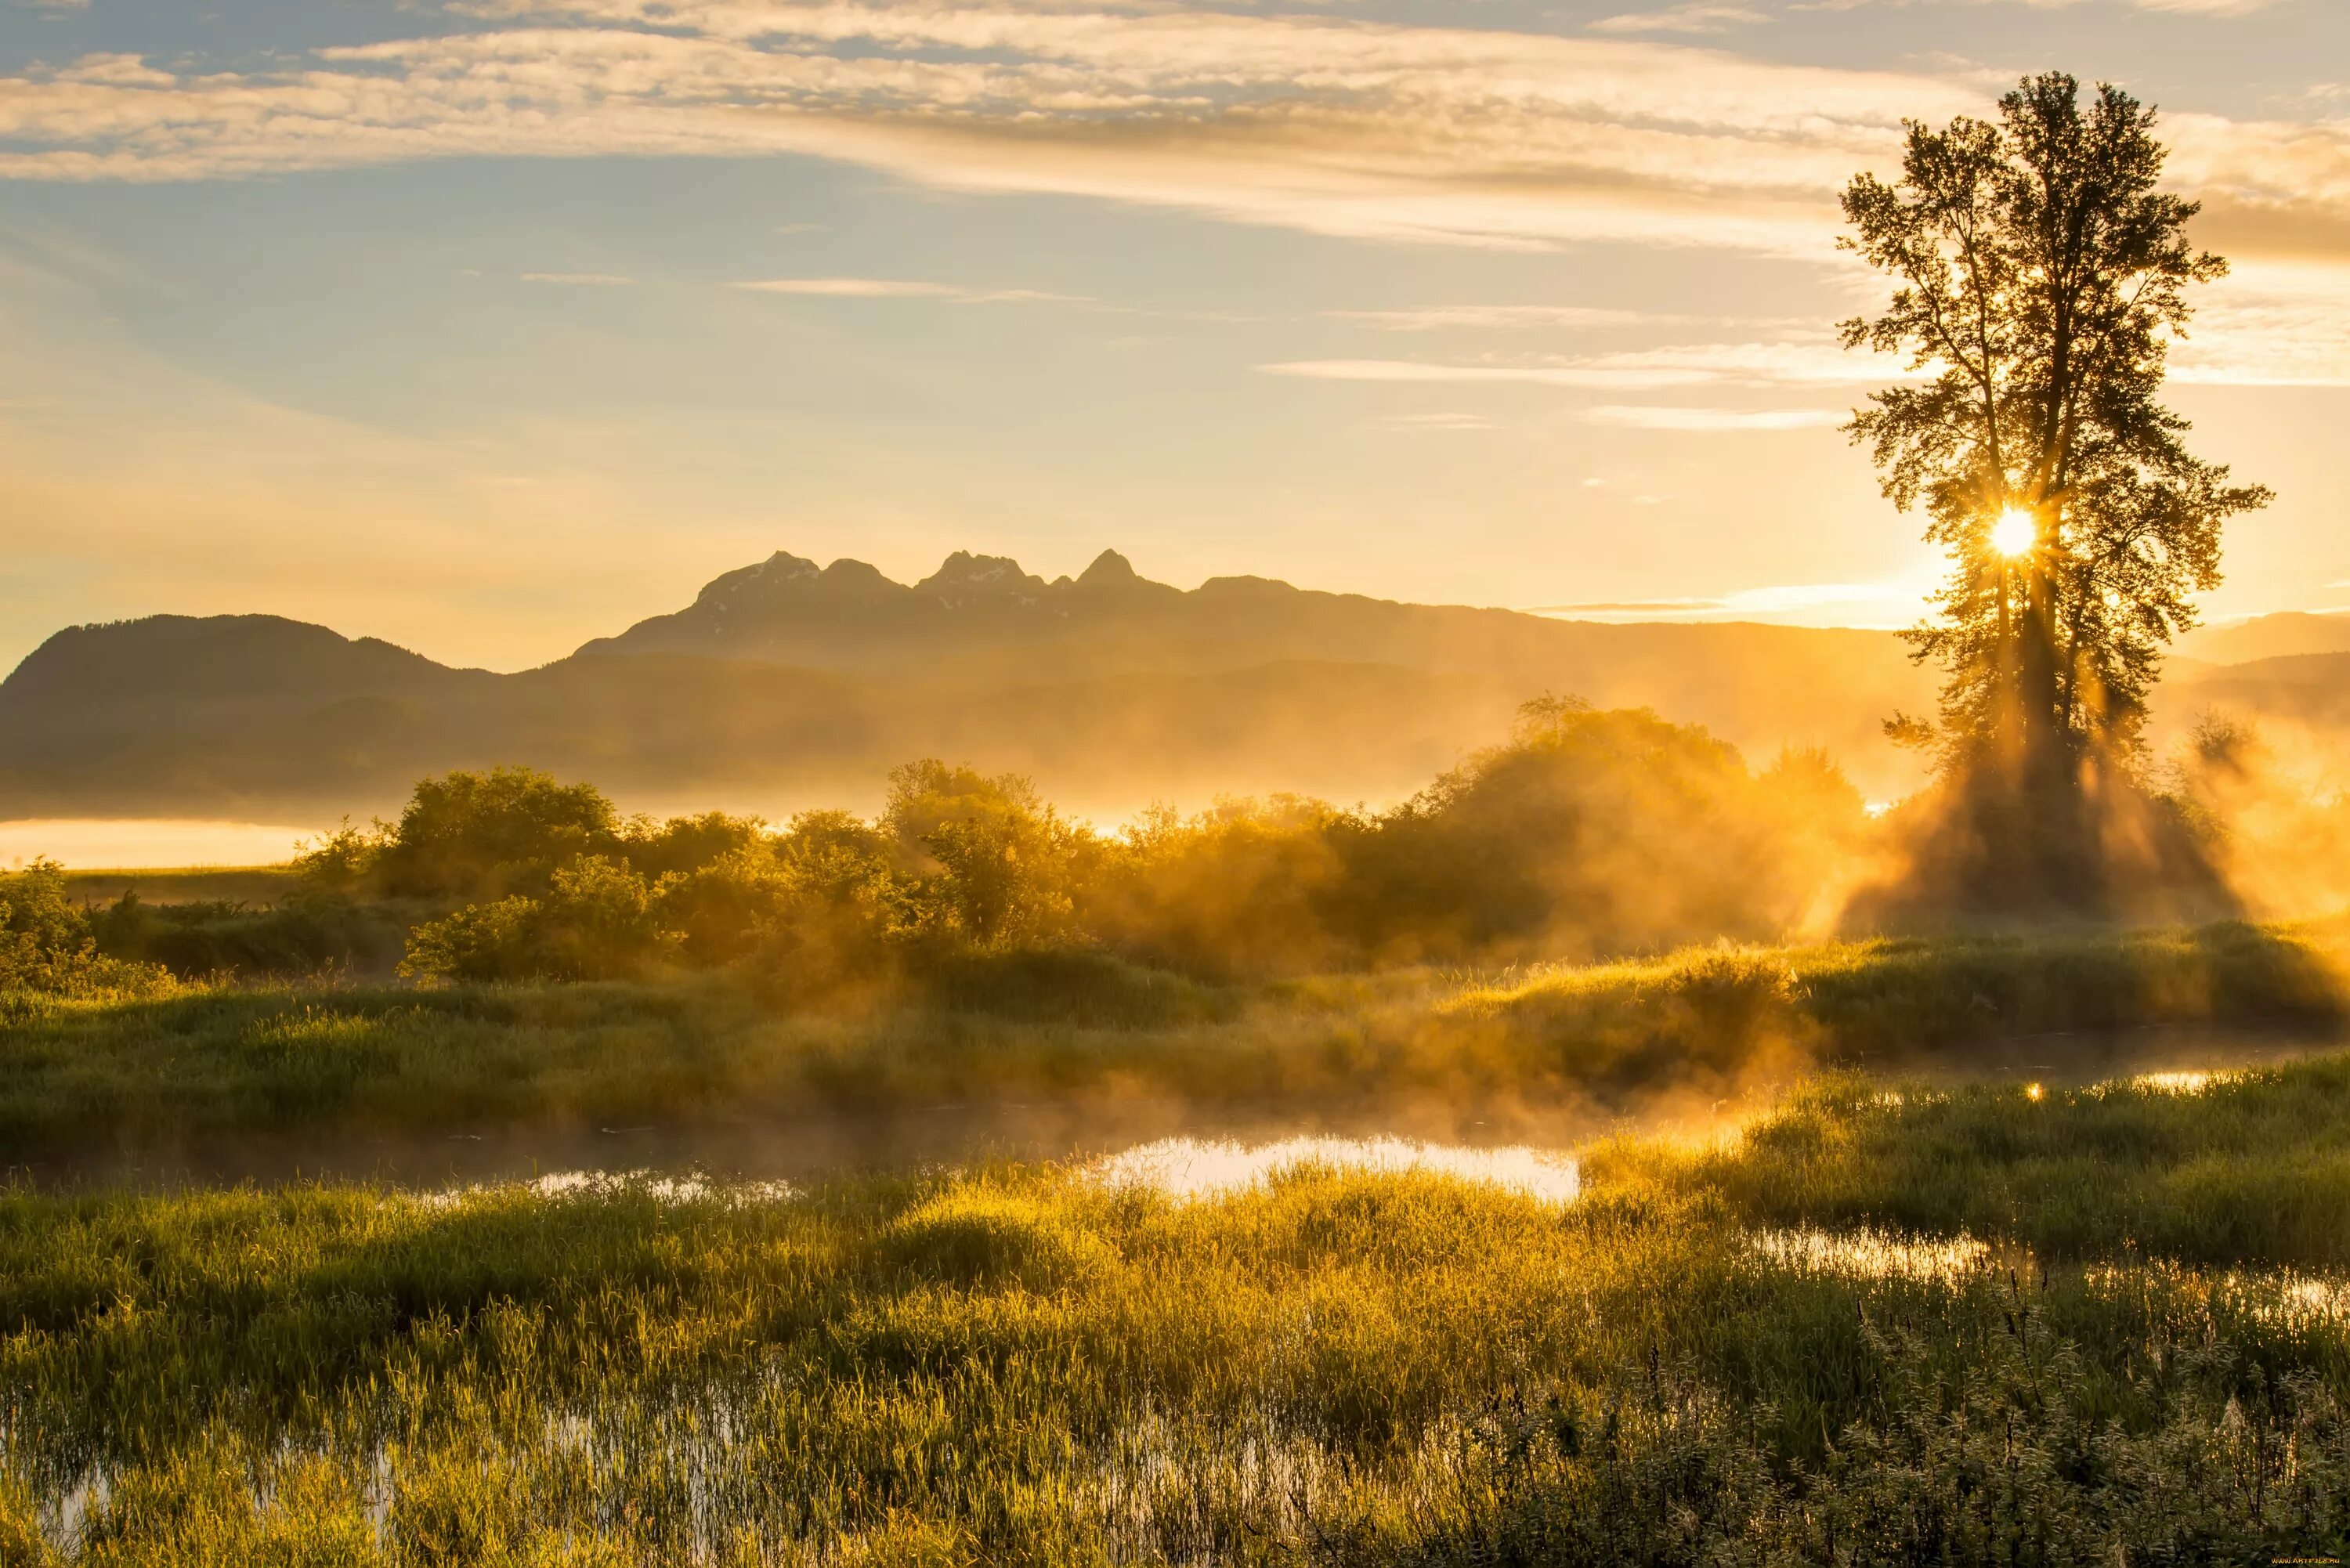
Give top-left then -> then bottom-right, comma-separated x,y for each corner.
9,1088 -> 2350,1562
10,920 -> 2350,1559
3,919 -> 2345,1159
1661,1051 -> 2350,1269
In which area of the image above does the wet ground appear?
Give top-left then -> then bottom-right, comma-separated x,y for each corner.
11,1022 -> 2341,1195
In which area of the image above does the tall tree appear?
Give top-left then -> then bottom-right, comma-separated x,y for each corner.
1842,73 -> 2267,793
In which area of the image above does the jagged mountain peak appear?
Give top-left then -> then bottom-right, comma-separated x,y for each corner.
692,550 -> 821,610
1078,548 -> 1138,586
916,551 -> 1048,605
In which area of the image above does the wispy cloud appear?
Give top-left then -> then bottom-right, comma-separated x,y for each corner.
732,278 -> 1090,304
1530,580 -> 1921,620
1262,359 -> 1672,388
2167,261 -> 2350,388
1794,0 -> 2283,13
1261,338 -> 1901,390
1379,411 -> 1500,429
0,0 -> 2340,320
1589,3 -> 1769,35
1325,305 -> 1692,331
521,272 -> 633,285
0,5 -> 1976,259
1585,404 -> 1846,429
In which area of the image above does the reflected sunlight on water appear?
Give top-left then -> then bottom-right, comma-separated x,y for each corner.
1088,1136 -> 1582,1205
1749,1227 -> 1992,1284
416,1169 -> 797,1211
2132,1070 -> 2222,1094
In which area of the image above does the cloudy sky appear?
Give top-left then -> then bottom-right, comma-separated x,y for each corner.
2,0 -> 2345,673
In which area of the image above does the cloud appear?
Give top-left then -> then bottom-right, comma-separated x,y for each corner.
1292,266 -> 2350,391
1262,359 -> 1681,388
1529,579 -> 1922,620
1325,305 -> 1695,331
1261,338 -> 1905,390
0,5 -> 1979,258
520,272 -> 634,284
1378,411 -> 1499,429
1589,3 -> 1770,34
1585,404 -> 1846,429
2168,259 -> 2350,387
0,0 -> 2341,309
1794,0 -> 2282,12
732,277 -> 1090,303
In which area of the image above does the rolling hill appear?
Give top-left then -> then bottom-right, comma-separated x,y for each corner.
7,548 -> 2332,822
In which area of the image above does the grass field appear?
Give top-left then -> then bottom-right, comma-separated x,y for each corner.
9,920 -> 2350,1562
56,868 -> 302,909
9,1060 -> 2350,1562
4,919 -> 2344,1163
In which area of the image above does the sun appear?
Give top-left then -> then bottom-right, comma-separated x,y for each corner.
1990,507 -> 2037,558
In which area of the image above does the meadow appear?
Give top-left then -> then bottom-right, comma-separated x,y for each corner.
12,717 -> 2350,1560
9,1053 -> 2350,1563
4,919 -> 2345,1165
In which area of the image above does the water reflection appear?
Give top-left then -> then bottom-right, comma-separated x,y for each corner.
415,1169 -> 796,1211
2131,1069 -> 2221,1094
1749,1227 -> 1992,1284
1089,1136 -> 1581,1205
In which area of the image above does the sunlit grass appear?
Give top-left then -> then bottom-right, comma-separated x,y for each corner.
4,918 -> 2345,1162
13,1055 -> 2350,1559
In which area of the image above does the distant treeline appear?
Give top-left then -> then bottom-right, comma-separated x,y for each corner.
7,694 -> 2337,1001
326,696 -> 1866,993
0,699 -> 1860,996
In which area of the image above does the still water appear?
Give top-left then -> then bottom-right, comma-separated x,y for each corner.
14,1024 -> 2337,1198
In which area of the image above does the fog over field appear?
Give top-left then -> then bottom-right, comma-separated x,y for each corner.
12,0 -> 2350,1558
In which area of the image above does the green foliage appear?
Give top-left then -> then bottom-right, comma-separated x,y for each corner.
1843,72 -> 2269,766
400,855 -> 682,982
86,890 -> 404,980
882,761 -> 1085,946
1322,699 -> 1860,963
369,705 -> 1870,995
1086,796 -> 1348,977
620,810 -> 768,880
367,765 -> 624,898
0,860 -> 166,998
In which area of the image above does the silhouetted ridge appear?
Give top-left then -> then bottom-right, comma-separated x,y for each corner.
1079,549 -> 1137,585
0,549 -> 1998,817
692,551 -> 821,609
916,552 -> 1048,606
0,616 -> 459,710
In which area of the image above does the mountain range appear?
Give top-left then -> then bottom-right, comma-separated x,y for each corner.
3,548 -> 2342,822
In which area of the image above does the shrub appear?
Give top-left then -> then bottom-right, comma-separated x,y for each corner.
322,766 -> 624,901
0,859 -> 168,996
400,855 -> 680,982
621,811 -> 769,880
89,889 -> 405,978
883,761 -> 1085,945
1079,795 -> 1347,977
1321,699 -> 1861,963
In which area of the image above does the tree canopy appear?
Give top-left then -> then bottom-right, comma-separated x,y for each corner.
1842,72 -> 2267,781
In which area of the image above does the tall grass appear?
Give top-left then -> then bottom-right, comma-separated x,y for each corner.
3,919 -> 2343,1159
1650,1053 -> 2350,1267
10,1067 -> 2350,1561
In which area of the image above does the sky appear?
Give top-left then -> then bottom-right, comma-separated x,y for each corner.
2,0 -> 2347,676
